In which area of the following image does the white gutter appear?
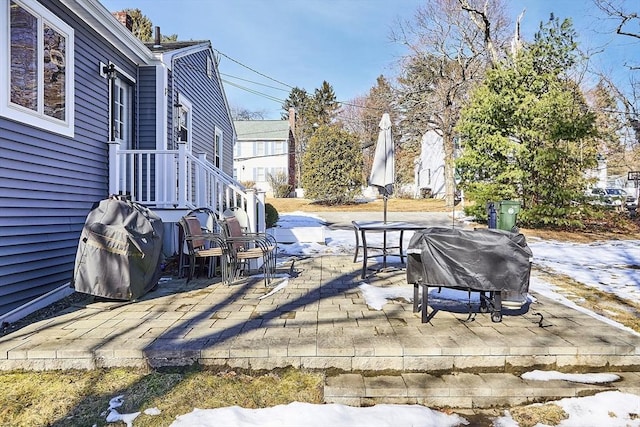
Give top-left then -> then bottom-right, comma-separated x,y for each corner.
157,42 -> 211,69
0,283 -> 75,326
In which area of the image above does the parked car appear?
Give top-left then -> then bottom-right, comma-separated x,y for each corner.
588,187 -> 637,213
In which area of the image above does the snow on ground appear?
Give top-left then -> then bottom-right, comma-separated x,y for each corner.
105,390 -> 640,427
105,212 -> 640,427
170,402 -> 467,427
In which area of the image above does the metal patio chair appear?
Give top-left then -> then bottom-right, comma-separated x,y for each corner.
218,215 -> 277,287
178,214 -> 229,284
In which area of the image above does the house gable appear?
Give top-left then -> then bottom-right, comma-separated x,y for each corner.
149,41 -> 236,176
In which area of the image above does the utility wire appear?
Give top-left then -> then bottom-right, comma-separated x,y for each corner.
222,79 -> 286,104
215,48 -> 389,113
221,73 -> 291,92
214,48 -> 294,90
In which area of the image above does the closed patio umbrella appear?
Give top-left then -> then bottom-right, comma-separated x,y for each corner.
369,112 -> 395,222
369,113 -> 395,269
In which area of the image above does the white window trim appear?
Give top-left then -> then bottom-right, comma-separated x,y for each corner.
0,0 -> 75,137
177,93 -> 192,152
214,126 -> 223,167
206,55 -> 213,79
255,140 -> 265,156
274,140 -> 285,155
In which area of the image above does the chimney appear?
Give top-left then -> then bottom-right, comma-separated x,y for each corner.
288,107 -> 295,133
153,26 -> 161,48
112,11 -> 132,31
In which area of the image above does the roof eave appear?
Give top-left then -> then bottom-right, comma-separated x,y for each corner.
157,42 -> 211,66
60,0 -> 155,64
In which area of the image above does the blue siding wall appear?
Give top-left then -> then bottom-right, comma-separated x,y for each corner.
138,66 -> 157,150
173,50 -> 234,176
0,0 -> 139,315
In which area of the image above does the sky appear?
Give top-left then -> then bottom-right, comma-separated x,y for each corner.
101,212 -> 640,426
100,0 -> 639,119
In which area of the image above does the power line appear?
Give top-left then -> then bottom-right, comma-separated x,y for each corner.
215,49 -> 387,113
221,73 -> 290,92
221,79 -> 286,104
214,48 -> 294,90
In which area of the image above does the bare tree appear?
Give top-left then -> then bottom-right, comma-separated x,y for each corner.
392,0 -> 511,205
598,75 -> 640,151
230,106 -> 267,120
594,0 -> 640,41
592,0 -> 639,156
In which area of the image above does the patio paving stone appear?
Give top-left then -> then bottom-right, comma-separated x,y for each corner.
0,254 -> 638,408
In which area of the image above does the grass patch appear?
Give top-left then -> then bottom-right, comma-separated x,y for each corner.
0,367 -> 324,427
509,403 -> 568,427
267,197 -> 451,213
534,267 -> 640,333
268,197 -> 640,239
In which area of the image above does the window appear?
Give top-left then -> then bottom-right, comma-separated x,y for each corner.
113,78 -> 132,148
255,167 -> 266,182
255,141 -> 265,156
1,0 -> 75,137
175,94 -> 192,151
273,141 -> 285,155
214,127 -> 223,168
206,56 -> 213,79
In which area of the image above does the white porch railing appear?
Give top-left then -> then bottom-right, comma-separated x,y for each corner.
108,141 -> 266,232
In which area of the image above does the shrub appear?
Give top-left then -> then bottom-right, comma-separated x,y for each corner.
266,172 -> 292,198
265,203 -> 279,228
301,125 -> 363,204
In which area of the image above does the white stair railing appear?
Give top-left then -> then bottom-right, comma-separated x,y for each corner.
108,142 -> 265,232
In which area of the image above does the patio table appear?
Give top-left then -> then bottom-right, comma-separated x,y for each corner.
352,220 -> 426,279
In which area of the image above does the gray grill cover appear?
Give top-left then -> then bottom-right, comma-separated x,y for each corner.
72,197 -> 164,300
406,227 -> 532,294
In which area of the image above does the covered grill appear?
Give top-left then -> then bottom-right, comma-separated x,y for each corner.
406,227 -> 532,323
72,197 -> 164,300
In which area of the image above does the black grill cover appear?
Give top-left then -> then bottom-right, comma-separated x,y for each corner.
406,227 -> 532,295
72,197 -> 164,300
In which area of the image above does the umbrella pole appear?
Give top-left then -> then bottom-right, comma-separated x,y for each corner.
383,193 -> 388,268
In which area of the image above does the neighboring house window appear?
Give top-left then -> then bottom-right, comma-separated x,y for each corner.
234,139 -> 241,158
255,141 -> 265,157
273,141 -> 285,155
214,127 -> 222,168
1,0 -> 75,137
255,167 -> 266,182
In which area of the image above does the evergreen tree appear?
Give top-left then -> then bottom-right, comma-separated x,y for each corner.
301,125 -> 363,204
311,81 -> 340,126
456,16 -> 598,228
121,9 -> 178,43
281,83 -> 340,188
281,87 -> 311,120
124,8 -> 153,42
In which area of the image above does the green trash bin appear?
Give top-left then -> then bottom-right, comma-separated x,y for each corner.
497,200 -> 521,231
